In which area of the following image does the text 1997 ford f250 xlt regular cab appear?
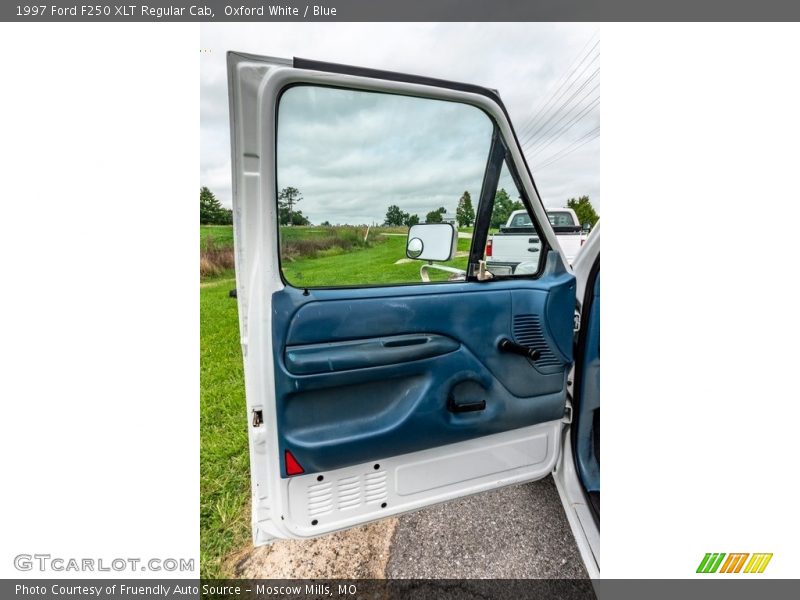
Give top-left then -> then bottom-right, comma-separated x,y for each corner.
486,208 -> 589,276
227,51 -> 600,578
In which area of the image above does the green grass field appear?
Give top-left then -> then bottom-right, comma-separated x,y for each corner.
201,225 -> 234,250
200,277 -> 249,578
284,234 -> 469,287
200,225 -> 471,285
200,224 -> 472,577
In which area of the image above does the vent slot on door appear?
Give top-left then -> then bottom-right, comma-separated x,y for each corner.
306,470 -> 388,517
512,314 -> 564,369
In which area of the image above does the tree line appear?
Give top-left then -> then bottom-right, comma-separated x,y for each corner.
200,186 -> 311,226
201,185 -> 599,229
566,196 -> 599,227
385,191 -> 599,229
200,187 -> 232,225
384,191 -> 476,227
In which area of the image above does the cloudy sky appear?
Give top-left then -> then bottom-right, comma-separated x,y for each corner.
201,23 -> 599,224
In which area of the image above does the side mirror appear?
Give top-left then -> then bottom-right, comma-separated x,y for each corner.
406,223 -> 458,262
582,222 -> 592,231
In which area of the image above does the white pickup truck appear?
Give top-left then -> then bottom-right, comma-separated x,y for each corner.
486,208 -> 588,274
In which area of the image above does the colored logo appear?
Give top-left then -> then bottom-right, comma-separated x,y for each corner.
696,553 -> 772,574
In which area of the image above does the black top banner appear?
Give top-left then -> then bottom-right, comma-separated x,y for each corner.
4,0 -> 800,22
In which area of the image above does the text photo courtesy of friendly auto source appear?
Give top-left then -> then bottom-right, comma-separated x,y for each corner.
200,23 -> 599,579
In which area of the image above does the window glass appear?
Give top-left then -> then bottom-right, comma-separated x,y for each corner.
484,160 -> 543,277
510,213 -> 533,228
276,86 -> 494,287
548,210 -> 576,227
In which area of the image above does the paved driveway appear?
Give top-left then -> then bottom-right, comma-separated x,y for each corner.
387,476 -> 588,578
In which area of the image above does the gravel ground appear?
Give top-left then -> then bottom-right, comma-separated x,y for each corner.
387,477 -> 588,578
235,518 -> 398,578
235,475 -> 587,579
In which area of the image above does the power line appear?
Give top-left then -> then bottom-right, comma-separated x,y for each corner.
517,51 -> 599,146
535,134 -> 599,172
517,47 -> 599,144
512,31 -> 601,176
525,96 -> 600,159
525,83 -> 600,154
516,32 -> 600,139
525,52 -> 600,145
520,65 -> 599,149
523,74 -> 599,152
536,127 -> 599,169
534,127 -> 600,172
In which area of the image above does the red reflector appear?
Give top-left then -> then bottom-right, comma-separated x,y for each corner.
486,239 -> 493,257
285,450 -> 305,476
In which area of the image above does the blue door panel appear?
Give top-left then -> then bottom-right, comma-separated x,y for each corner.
576,272 -> 600,493
272,274 -> 575,477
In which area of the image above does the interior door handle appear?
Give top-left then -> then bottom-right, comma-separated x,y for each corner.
498,338 -> 541,361
447,395 -> 486,413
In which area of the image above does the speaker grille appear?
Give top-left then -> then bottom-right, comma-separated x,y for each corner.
512,314 -> 563,368
306,470 -> 388,517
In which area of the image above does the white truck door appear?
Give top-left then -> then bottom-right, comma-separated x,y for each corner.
227,52 -> 576,544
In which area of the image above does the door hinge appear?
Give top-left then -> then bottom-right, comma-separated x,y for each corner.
573,309 -> 581,333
